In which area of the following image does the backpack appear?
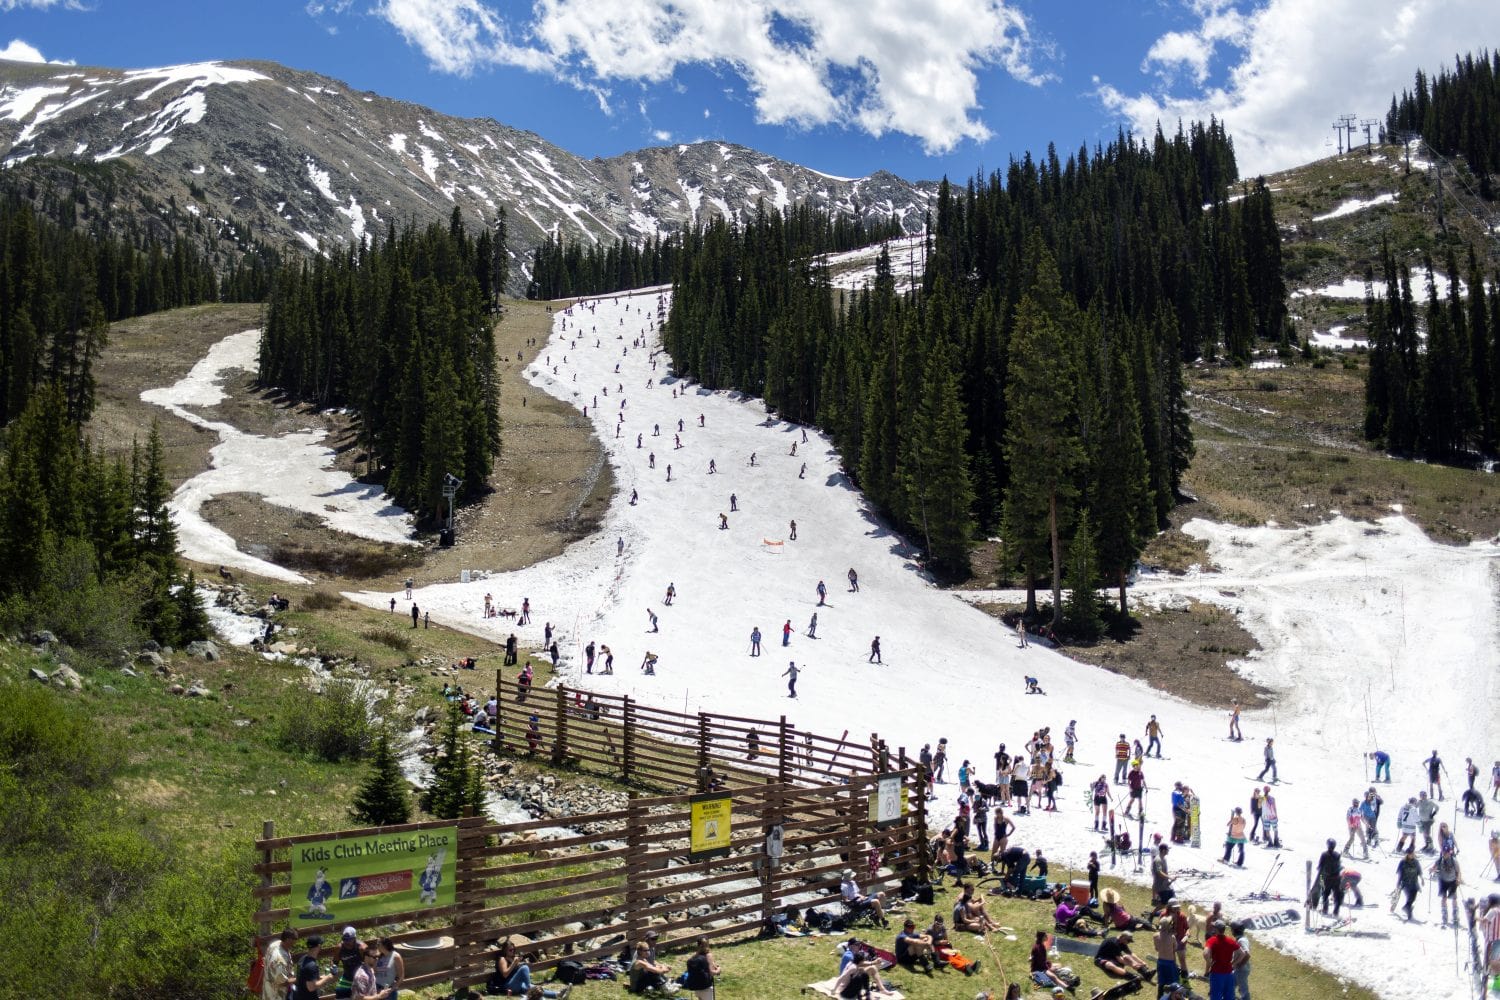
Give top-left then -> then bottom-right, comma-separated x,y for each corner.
246,947 -> 264,994
556,960 -> 587,985
913,883 -> 935,905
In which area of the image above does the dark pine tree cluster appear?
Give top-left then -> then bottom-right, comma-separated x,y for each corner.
1387,51 -> 1500,197
527,202 -> 903,301
1363,243 -> 1500,460
665,123 -> 1288,624
0,387 -> 207,649
257,209 -> 503,520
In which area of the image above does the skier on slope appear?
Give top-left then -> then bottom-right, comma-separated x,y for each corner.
1256,738 -> 1278,783
1063,720 -> 1077,764
1432,847 -> 1463,927
782,620 -> 793,646
806,613 -> 818,639
749,626 -> 762,656
1145,715 -> 1164,758
816,580 -> 827,605
1394,796 -> 1420,853
782,661 -> 800,699
1343,799 -> 1369,860
867,636 -> 881,664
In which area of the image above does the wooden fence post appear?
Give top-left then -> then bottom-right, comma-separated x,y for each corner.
493,667 -> 503,753
256,820 -> 275,946
913,763 -> 931,882
552,686 -> 568,765
625,793 -> 646,944
777,716 -> 790,785
697,712 -> 710,773
622,696 -> 636,781
761,778 -> 779,934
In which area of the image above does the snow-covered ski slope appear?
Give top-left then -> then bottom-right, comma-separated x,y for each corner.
349,289 -> 1499,1000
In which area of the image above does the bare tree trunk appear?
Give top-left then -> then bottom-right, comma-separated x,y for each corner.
1118,567 -> 1129,616
1025,571 -> 1038,618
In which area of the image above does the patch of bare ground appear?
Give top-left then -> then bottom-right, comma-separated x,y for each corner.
97,297 -> 611,591
972,599 -> 1269,710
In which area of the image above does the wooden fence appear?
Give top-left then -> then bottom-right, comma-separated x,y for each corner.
492,677 -> 890,791
254,768 -> 928,993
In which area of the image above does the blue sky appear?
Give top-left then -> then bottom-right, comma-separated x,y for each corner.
2,0 -> 1494,181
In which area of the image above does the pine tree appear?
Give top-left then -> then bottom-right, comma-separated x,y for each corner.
1002,242 -> 1083,627
1093,334 -> 1155,614
1064,510 -> 1106,640
172,570 -> 210,645
899,337 -> 975,578
425,706 -> 472,820
351,732 -> 412,826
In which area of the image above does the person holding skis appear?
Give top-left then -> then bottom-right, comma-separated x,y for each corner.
1424,750 -> 1447,800
749,626 -> 762,656
1256,738 -> 1278,782
1223,808 -> 1248,867
782,661 -> 800,699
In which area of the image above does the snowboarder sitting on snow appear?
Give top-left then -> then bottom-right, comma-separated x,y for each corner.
1024,676 -> 1045,695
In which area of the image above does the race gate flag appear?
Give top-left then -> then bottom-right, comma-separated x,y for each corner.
689,794 -> 732,860
868,775 -> 908,827
291,827 -> 458,923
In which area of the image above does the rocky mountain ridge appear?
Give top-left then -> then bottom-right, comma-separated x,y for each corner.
0,57 -> 937,291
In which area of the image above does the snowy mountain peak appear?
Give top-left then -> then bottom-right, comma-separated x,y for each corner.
0,57 -> 937,290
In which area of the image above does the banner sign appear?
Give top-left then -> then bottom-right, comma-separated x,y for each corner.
291,826 -> 458,923
689,794 -> 732,860
868,775 -> 908,826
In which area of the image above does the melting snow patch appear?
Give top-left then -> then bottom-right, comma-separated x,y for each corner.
295,231 -> 319,252
388,132 -> 407,155
122,62 -> 269,101
306,157 -> 337,200
1311,193 -> 1396,222
140,329 -> 415,582
418,144 -> 439,183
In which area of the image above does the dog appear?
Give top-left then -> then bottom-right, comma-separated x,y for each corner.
1186,903 -> 1209,944
972,780 -> 1005,804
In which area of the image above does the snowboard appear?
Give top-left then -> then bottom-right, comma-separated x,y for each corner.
1246,908 -> 1302,931
1190,799 -> 1201,848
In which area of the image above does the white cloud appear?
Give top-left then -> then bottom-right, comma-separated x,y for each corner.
1,38 -> 73,64
374,0 -> 1048,154
1098,0 -> 1495,177
0,0 -> 86,9
0,38 -> 48,62
652,129 -> 672,142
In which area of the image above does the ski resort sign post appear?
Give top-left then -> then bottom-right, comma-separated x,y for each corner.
290,826 -> 458,923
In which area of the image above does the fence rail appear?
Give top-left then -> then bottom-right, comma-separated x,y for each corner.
492,678 -> 889,791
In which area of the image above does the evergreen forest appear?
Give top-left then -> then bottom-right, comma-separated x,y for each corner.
664,122 -> 1287,624
257,208 -> 506,519
1386,50 -> 1500,197
526,204 -> 903,300
1362,243 -> 1500,459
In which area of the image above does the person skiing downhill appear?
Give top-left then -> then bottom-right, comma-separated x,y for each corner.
1145,716 -> 1164,758
1256,738 -> 1278,782
782,661 -> 800,698
868,636 -> 881,664
816,580 -> 827,606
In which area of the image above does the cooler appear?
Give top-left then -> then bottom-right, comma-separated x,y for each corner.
1070,880 -> 1092,905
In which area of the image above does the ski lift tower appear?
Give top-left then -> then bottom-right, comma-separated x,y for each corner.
440,472 -> 462,547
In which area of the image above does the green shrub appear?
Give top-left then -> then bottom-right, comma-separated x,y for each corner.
362,628 -> 412,652
274,678 -> 382,763
301,590 -> 342,611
